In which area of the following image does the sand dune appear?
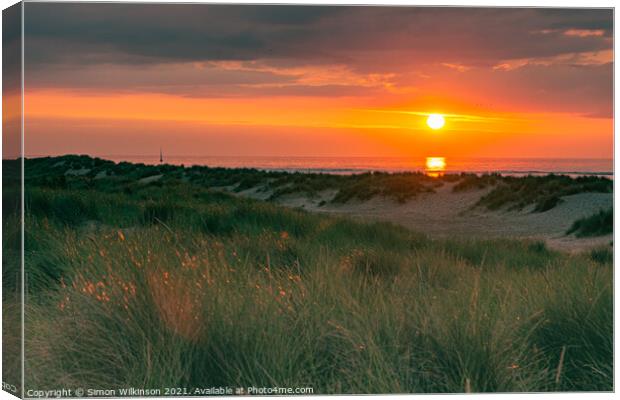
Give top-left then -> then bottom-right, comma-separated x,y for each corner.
240,181 -> 612,253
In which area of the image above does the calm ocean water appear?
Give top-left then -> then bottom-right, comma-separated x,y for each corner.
101,155 -> 613,177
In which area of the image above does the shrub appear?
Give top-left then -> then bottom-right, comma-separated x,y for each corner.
589,247 -> 613,265
26,190 -> 98,226
566,209 -> 613,237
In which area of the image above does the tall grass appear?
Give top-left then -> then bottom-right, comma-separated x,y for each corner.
5,157 -> 612,393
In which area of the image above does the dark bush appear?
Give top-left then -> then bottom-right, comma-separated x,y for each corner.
589,247 -> 613,265
566,209 -> 612,237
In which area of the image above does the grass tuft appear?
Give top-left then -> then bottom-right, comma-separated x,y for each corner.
566,209 -> 613,237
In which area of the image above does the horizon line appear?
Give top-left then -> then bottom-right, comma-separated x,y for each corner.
23,154 -> 615,161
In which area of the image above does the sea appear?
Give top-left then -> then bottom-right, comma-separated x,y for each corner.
100,155 -> 614,178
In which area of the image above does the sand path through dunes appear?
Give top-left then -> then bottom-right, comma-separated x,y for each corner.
266,182 -> 612,253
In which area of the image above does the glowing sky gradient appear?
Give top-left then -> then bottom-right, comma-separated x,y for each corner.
11,4 -> 614,158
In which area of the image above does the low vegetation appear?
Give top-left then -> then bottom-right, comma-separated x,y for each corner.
476,174 -> 612,213
566,209 -> 613,238
1,156 -> 612,393
22,155 -> 612,212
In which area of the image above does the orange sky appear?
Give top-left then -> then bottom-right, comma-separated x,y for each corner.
8,5 -> 614,159
22,88 -> 612,158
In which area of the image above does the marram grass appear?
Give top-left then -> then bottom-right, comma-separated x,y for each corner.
3,169 -> 613,393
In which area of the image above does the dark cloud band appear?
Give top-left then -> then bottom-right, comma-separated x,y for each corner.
24,4 -> 612,66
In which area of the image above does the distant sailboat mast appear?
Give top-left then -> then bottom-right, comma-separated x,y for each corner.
159,148 -> 163,163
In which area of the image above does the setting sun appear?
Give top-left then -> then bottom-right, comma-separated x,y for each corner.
426,114 -> 445,130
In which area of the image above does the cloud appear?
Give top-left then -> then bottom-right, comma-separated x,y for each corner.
474,62 -> 613,117
3,3 -> 22,94
492,49 -> 612,71
537,8 -> 613,34
24,4 -> 343,66
21,4 -> 613,117
24,5 -> 612,67
441,63 -> 472,73
24,59 -> 397,98
564,29 -> 606,37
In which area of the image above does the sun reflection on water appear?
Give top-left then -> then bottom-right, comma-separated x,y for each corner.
425,157 -> 446,177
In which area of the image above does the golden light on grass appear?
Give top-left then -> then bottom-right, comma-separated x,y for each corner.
426,113 -> 445,130
147,269 -> 205,342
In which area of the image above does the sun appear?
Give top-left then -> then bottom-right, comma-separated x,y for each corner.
426,113 -> 445,130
